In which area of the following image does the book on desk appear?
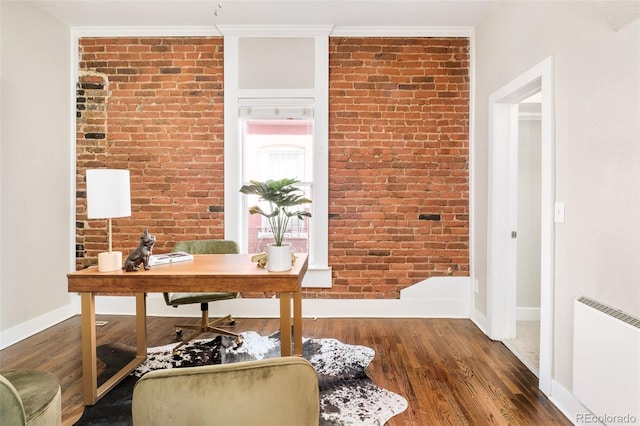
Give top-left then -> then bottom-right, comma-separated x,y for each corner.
148,251 -> 194,266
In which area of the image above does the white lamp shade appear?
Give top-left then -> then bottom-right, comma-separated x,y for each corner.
86,169 -> 132,219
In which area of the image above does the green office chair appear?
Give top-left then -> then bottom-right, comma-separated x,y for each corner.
163,240 -> 242,352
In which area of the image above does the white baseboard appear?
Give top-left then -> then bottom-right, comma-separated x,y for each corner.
301,297 -> 468,318
470,307 -> 489,337
550,379 -> 591,425
470,307 -> 540,337
1,277 -> 472,347
93,276 -> 472,318
0,302 -> 77,350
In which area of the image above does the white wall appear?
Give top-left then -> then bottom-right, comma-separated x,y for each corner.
473,0 -> 639,396
0,1 -> 75,348
239,37 -> 315,89
2,5 -> 638,390
517,116 -> 541,309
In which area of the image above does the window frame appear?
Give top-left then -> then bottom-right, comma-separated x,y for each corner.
221,28 -> 331,288
240,102 -> 314,255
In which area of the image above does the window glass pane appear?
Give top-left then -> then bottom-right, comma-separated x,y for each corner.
241,114 -> 313,254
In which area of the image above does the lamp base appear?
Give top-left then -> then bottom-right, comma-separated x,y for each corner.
98,251 -> 123,272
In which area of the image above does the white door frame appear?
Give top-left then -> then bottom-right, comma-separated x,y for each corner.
487,56 -> 555,395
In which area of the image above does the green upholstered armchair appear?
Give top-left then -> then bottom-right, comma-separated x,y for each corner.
163,239 -> 242,352
132,357 -> 319,426
0,370 -> 61,426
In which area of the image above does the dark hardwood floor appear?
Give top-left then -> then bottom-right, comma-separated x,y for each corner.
0,316 -> 571,425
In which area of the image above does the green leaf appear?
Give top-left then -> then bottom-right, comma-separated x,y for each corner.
239,177 -> 312,246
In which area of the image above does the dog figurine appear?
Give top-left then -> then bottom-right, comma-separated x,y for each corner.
122,228 -> 156,272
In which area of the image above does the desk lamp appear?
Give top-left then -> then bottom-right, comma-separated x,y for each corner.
86,169 -> 131,272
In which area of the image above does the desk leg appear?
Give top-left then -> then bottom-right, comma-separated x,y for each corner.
279,293 -> 292,356
81,293 -> 148,406
293,290 -> 302,356
80,293 -> 98,405
135,293 -> 147,357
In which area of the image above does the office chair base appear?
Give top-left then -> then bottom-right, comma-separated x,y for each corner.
175,319 -> 236,337
172,314 -> 242,353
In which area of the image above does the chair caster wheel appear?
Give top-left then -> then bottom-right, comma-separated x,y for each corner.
229,320 -> 236,326
175,328 -> 183,338
236,337 -> 243,346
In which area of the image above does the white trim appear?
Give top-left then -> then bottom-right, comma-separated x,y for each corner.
72,26 -> 220,37
470,308 -> 490,337
303,298 -> 468,318
70,25 -> 472,39
96,295 -> 471,319
94,276 -> 470,318
0,303 -> 77,350
487,56 -> 555,396
538,57 -> 556,397
223,36 -> 242,247
330,26 -> 473,37
311,34 -> 330,276
301,267 -> 332,288
236,88 -> 317,98
223,29 -> 331,287
550,379 -> 589,425
138,297 -> 470,319
468,27 -> 478,323
217,25 -> 333,37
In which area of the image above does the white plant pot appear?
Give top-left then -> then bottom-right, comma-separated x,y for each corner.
266,243 -> 292,272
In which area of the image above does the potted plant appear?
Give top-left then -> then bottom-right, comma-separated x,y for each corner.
239,178 -> 312,271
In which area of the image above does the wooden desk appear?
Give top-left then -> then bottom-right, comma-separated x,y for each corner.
67,253 -> 308,406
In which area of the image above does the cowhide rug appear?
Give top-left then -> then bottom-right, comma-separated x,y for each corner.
77,331 -> 408,425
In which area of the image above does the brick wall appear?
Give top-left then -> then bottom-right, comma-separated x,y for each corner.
76,36 -> 469,299
76,72 -> 109,269
76,37 -> 225,269
318,37 -> 470,299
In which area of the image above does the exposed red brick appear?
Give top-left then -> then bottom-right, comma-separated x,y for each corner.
76,36 -> 469,299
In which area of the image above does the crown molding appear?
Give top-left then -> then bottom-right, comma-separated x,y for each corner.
330,26 -> 473,37
70,25 -> 472,38
71,26 -> 221,37
217,25 -> 334,37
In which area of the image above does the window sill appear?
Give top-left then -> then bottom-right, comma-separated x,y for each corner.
302,266 -> 332,288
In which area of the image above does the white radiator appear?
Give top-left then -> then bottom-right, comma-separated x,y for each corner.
573,297 -> 640,424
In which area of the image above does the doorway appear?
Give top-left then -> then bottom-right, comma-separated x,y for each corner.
503,94 -> 542,375
487,57 -> 555,395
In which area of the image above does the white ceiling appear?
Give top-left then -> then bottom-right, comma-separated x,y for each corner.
592,0 -> 640,30
27,0 -> 640,34
31,0 -> 498,28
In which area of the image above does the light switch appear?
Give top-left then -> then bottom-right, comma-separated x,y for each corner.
554,202 -> 565,223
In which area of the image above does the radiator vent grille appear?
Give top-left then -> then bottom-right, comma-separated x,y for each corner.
577,296 -> 640,329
